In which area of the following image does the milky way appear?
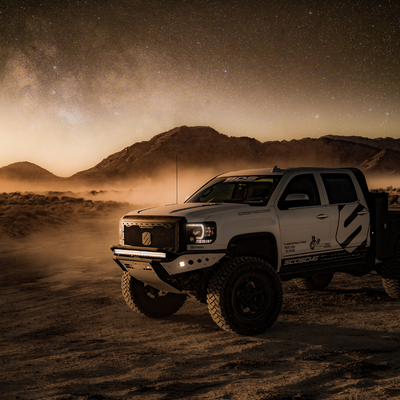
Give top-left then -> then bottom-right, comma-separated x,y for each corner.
0,0 -> 399,175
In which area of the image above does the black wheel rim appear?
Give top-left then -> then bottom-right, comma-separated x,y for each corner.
232,275 -> 269,319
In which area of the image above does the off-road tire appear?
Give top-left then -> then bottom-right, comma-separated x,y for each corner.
121,272 -> 187,318
207,257 -> 283,336
294,273 -> 334,291
381,241 -> 400,299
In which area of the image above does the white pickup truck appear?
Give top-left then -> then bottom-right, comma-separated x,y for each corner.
111,167 -> 400,335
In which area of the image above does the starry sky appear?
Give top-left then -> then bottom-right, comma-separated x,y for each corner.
1,0 -> 399,176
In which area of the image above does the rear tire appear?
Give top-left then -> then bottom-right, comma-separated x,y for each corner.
381,242 -> 400,299
121,272 -> 187,318
294,273 -> 334,291
207,257 -> 282,336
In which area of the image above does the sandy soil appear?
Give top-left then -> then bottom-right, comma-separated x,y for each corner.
1,200 -> 400,399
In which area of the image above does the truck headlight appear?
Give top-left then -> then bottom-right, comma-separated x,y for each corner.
186,222 -> 216,244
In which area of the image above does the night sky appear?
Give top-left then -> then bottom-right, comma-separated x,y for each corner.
1,0 -> 399,176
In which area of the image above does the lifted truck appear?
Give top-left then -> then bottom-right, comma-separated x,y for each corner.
111,167 -> 400,335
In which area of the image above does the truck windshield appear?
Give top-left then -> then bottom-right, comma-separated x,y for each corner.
186,176 -> 282,206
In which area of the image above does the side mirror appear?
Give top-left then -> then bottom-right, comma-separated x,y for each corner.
285,193 -> 309,202
284,193 -> 310,208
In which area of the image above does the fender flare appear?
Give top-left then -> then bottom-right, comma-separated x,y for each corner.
227,232 -> 278,269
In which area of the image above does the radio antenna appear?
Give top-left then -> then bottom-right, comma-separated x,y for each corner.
176,155 -> 178,204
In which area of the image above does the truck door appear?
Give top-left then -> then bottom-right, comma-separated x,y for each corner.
277,173 -> 331,262
320,173 -> 370,256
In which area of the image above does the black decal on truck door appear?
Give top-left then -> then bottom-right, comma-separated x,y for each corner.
336,203 -> 369,253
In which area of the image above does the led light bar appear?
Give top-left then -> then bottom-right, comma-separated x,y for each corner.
114,249 -> 166,259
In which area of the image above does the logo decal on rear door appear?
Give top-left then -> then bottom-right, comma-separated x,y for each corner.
336,203 -> 369,253
309,236 -> 320,250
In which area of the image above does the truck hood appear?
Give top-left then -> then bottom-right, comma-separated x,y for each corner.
124,202 -> 264,221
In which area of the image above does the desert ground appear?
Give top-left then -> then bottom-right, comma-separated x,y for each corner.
1,191 -> 400,400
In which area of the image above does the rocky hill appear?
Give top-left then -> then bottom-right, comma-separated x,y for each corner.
70,126 -> 264,183
70,126 -> 399,183
1,127 -> 400,185
325,135 -> 400,152
359,149 -> 400,175
0,161 -> 64,182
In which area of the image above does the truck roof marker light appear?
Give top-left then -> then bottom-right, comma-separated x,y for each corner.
114,249 -> 166,259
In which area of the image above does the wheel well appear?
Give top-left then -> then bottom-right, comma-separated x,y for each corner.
227,233 -> 278,269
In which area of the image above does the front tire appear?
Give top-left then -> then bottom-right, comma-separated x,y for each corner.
207,257 -> 283,335
121,272 -> 187,318
294,273 -> 334,291
381,241 -> 400,299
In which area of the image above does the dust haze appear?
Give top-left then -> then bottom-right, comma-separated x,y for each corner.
0,169 -> 219,286
0,167 -> 218,204
367,176 -> 400,192
1,165 -> 400,203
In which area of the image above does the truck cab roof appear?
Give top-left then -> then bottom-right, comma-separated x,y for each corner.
218,166 -> 357,177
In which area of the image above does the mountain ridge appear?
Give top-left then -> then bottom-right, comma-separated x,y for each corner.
325,135 -> 400,152
1,126 -> 399,184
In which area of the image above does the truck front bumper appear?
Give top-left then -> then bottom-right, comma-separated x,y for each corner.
111,245 -> 225,292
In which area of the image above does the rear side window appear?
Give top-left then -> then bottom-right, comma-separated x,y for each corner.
321,173 -> 358,204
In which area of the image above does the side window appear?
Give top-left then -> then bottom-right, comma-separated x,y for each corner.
278,174 -> 321,210
321,173 -> 358,204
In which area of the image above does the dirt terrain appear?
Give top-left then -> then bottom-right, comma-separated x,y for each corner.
1,193 -> 400,399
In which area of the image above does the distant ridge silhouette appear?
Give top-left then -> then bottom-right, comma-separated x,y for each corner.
1,126 -> 399,183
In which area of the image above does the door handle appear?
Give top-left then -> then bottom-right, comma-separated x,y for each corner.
357,210 -> 367,215
316,214 -> 329,219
